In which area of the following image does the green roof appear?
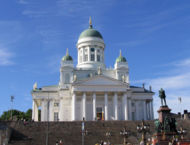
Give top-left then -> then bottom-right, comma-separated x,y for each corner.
116,50 -> 127,63
62,48 -> 73,61
116,56 -> 127,63
62,55 -> 73,61
79,27 -> 103,39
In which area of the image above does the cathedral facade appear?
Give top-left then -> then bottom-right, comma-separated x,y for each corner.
31,19 -> 154,122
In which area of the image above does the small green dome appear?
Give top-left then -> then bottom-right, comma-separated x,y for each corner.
79,28 -> 103,39
116,50 -> 127,63
62,49 -> 73,61
116,56 -> 127,63
62,55 -> 73,61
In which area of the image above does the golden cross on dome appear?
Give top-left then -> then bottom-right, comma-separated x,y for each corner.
66,48 -> 69,56
89,16 -> 93,28
120,49 -> 122,57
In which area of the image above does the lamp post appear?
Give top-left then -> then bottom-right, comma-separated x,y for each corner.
82,120 -> 88,145
106,131 -> 111,144
137,120 -> 150,144
177,127 -> 187,140
10,96 -> 14,120
46,93 -> 50,145
120,127 -> 129,145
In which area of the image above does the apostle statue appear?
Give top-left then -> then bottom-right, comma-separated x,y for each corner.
73,74 -> 77,82
33,82 -> 37,90
97,66 -> 102,75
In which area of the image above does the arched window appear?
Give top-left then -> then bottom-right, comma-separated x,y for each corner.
65,73 -> 70,84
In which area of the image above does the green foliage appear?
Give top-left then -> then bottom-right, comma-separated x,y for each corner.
0,109 -> 32,121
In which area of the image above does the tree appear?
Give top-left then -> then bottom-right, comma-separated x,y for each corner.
25,109 -> 32,121
0,109 -> 32,121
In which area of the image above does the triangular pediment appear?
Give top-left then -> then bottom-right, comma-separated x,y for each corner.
74,75 -> 126,86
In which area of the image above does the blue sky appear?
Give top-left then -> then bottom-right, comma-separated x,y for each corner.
0,0 -> 190,118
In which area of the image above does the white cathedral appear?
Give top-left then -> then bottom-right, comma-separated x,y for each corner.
32,18 -> 154,122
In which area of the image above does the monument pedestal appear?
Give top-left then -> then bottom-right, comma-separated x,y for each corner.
157,105 -> 171,123
154,105 -> 177,144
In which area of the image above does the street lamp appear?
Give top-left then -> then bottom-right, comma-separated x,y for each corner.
105,131 -> 111,144
137,120 -> 150,144
10,96 -> 14,120
177,127 -> 187,140
82,121 -> 88,145
46,93 -> 50,145
120,127 -> 129,145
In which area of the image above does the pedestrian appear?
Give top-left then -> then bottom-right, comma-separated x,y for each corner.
59,139 -> 63,145
140,141 -> 144,145
55,141 -> 59,145
100,140 -> 104,145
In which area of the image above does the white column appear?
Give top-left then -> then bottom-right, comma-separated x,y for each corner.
32,100 -> 38,121
128,98 -> 131,120
49,100 -> 54,121
135,101 -> 139,120
114,93 -> 118,120
150,100 -> 154,120
148,101 -> 151,120
88,47 -> 91,62
146,102 -> 150,120
41,100 -> 48,121
123,93 -> 127,120
59,99 -> 64,121
93,93 -> 96,120
82,48 -> 85,62
78,48 -> 80,64
72,93 -> 76,121
60,69 -> 63,85
32,100 -> 35,120
82,92 -> 86,120
95,48 -> 97,61
104,93 -> 108,120
143,101 -> 146,120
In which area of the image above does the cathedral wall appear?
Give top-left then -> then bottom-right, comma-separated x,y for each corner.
60,90 -> 72,121
102,69 -> 116,79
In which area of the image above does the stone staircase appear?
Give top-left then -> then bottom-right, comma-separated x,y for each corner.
1,121 -> 156,145
2,120 -> 190,145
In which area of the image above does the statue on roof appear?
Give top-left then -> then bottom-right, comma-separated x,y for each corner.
33,82 -> 37,90
97,66 -> 102,75
122,74 -> 126,83
73,74 -> 77,82
159,88 -> 167,106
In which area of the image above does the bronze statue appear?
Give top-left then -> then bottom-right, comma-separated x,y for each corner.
159,88 -> 167,106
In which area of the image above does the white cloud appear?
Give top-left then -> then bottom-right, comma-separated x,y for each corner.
147,73 -> 190,90
17,0 -> 29,4
19,0 -> 116,18
133,58 -> 190,118
0,48 -> 14,66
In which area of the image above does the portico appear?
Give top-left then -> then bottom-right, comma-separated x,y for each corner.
72,91 -> 129,121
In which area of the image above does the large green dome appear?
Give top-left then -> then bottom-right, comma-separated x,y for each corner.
79,27 -> 103,39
